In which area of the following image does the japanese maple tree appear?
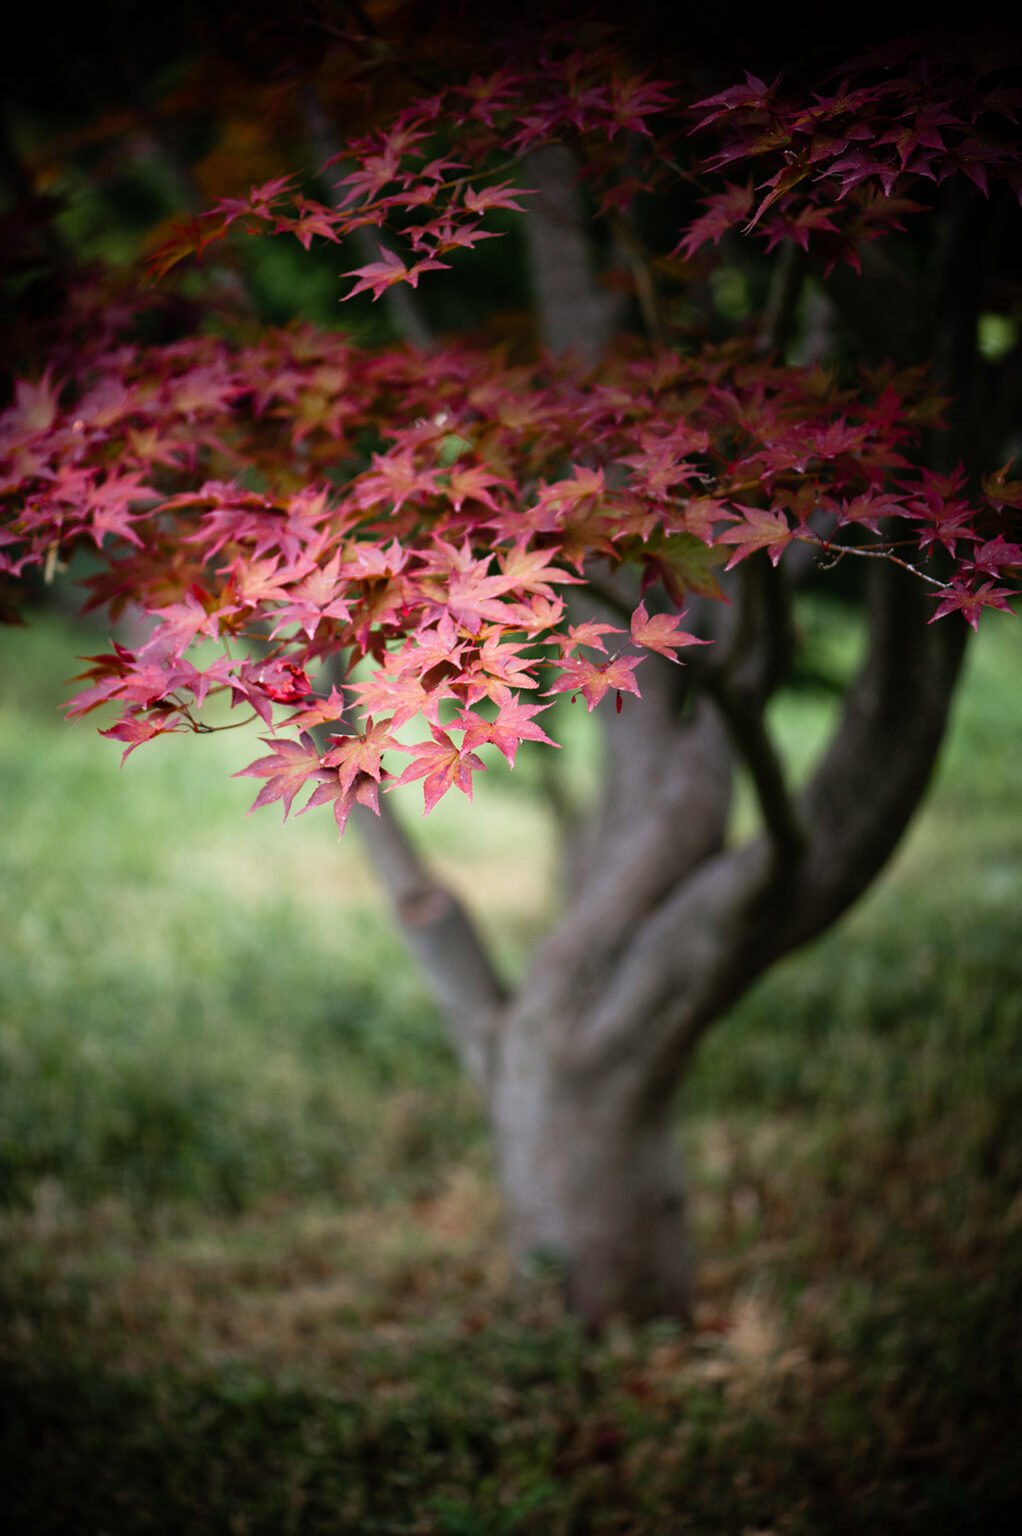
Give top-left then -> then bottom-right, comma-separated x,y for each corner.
3,4 -> 1020,1322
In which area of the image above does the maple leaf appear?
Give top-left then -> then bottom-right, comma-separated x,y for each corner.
100,711 -> 185,762
269,551 -> 353,639
444,463 -> 510,514
302,769 -> 383,836
900,470 -> 979,556
605,73 -> 676,136
835,491 -> 905,536
284,685 -> 348,730
463,182 -> 536,215
930,580 -> 1018,630
638,531 -> 727,605
234,733 -> 328,819
341,247 -> 412,302
495,544 -> 584,600
966,536 -> 1022,577
323,717 -> 402,791
145,589 -> 225,654
689,71 -> 776,129
556,620 -> 623,655
545,654 -> 643,711
349,668 -> 430,725
414,218 -> 502,255
433,562 -> 512,633
457,629 -> 541,703
81,472 -> 157,549
0,371 -> 61,445
982,462 -> 1022,511
341,247 -> 449,301
391,726 -> 487,813
456,688 -> 559,767
353,451 -> 441,514
225,554 -> 295,609
673,182 -> 755,260
716,506 -> 793,569
145,216 -> 227,281
673,498 -> 730,546
530,465 -> 606,522
629,600 -> 709,662
276,197 -> 341,251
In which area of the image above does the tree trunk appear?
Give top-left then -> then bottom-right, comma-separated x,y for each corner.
489,1010 -> 694,1325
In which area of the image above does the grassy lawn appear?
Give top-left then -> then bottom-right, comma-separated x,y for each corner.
0,603 -> 1020,1534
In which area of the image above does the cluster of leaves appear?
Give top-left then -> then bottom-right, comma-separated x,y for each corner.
147,33 -> 1022,289
145,44 -> 678,289
681,32 -> 1022,269
3,323 -> 1018,828
2,33 -> 1021,831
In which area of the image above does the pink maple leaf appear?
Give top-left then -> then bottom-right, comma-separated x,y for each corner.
391,726 -> 487,813
555,620 -> 624,655
323,716 -> 402,791
455,687 -> 559,767
495,544 -> 584,600
302,769 -> 383,836
545,654 -> 643,711
233,732 -> 329,819
629,600 -> 709,662
341,247 -> 411,301
463,182 -> 536,215
716,506 -> 793,568
341,247 -> 449,302
284,685 -> 349,730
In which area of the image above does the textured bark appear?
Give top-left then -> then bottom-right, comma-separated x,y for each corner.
490,1012 -> 694,1324
356,799 -> 504,1091
522,145 -> 620,363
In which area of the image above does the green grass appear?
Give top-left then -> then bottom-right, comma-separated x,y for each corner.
0,604 -> 1020,1533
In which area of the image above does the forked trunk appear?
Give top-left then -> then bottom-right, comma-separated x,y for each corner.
488,1020 -> 694,1326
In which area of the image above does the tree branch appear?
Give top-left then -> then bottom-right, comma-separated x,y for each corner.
354,799 -> 506,1089
573,563 -> 966,1093
702,669 -> 805,860
692,557 -> 802,859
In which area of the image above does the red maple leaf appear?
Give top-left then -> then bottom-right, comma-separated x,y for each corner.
233,733 -> 328,819
966,536 -> 1022,577
99,711 -> 185,762
930,580 -> 1018,631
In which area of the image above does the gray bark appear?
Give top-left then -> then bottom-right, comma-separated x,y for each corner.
490,1017 -> 693,1324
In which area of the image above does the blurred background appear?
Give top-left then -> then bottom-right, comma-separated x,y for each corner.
1,5 -> 1021,1531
